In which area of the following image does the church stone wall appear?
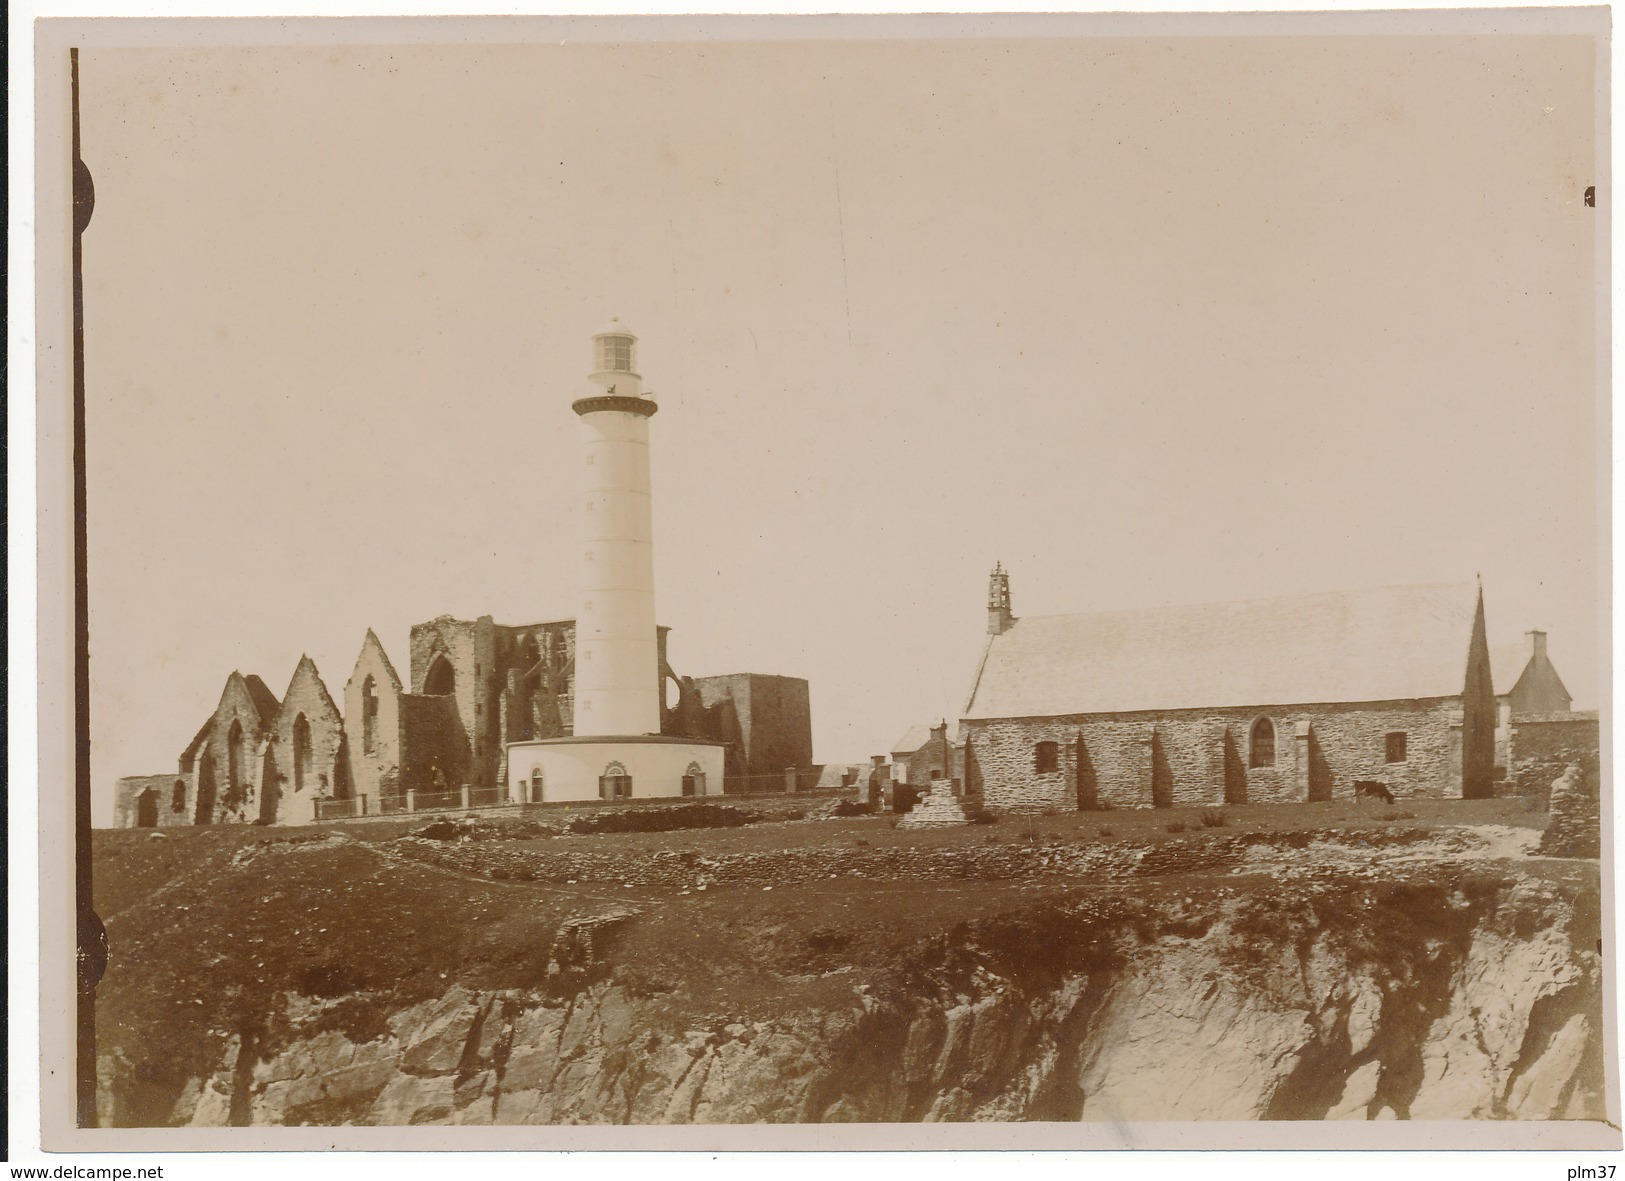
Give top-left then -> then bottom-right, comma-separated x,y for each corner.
400,693 -> 473,794
192,680 -> 277,825
345,646 -> 404,808
269,664 -> 348,824
964,698 -> 1463,812
690,674 -> 814,787
410,617 -> 498,784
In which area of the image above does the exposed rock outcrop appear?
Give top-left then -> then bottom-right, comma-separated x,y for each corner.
122,874 -> 1604,1127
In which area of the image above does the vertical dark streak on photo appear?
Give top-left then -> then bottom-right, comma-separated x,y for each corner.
72,44 -> 101,1130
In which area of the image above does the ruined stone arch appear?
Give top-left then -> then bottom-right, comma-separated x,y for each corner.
259,746 -> 281,825
194,745 -> 216,825
292,713 -> 313,793
226,720 -> 245,807
423,653 -> 456,696
136,788 -> 158,828
171,779 -> 187,814
361,675 -> 379,755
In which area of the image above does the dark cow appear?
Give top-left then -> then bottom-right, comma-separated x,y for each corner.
1354,780 -> 1396,804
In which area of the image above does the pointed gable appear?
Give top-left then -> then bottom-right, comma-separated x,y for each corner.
219,670 -> 280,731
963,582 -> 1483,720
279,654 -> 343,727
347,628 -> 404,695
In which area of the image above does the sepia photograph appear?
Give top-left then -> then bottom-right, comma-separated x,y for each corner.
30,7 -> 1615,1153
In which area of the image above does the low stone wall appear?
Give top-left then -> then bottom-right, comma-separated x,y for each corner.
387,825 -> 1446,894
1509,713 -> 1599,813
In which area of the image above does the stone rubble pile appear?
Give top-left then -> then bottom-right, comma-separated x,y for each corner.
1539,761 -> 1601,859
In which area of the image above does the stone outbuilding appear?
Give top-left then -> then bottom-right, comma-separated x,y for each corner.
959,570 -> 1498,811
113,774 -> 188,829
1490,630 -> 1576,773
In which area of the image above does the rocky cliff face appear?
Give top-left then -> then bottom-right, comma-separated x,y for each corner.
109,868 -> 1604,1126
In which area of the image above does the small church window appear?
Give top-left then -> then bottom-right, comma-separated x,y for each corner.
1034,741 -> 1059,774
172,780 -> 186,812
1249,718 -> 1275,768
530,766 -> 544,803
1385,732 -> 1408,764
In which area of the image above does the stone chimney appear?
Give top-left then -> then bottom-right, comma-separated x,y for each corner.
1527,630 -> 1549,660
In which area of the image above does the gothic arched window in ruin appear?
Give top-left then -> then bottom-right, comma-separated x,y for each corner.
362,675 -> 378,754
195,747 -> 216,825
293,713 -> 312,793
1034,740 -> 1060,774
136,788 -> 158,828
1249,717 -> 1276,768
171,779 -> 186,813
227,720 -> 244,803
424,654 -> 456,696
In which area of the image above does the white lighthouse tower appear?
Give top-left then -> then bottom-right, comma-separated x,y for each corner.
503,324 -> 725,804
572,322 -> 661,737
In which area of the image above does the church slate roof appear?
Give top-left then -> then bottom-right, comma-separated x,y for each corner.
962,582 -> 1482,720
242,674 -> 282,726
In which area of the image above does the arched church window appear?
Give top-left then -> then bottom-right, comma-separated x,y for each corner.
362,675 -> 378,754
1249,718 -> 1276,768
172,779 -> 186,812
227,720 -> 244,801
293,713 -> 312,792
530,766 -> 544,803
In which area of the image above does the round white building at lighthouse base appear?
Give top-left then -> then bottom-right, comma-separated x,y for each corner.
506,736 -> 726,804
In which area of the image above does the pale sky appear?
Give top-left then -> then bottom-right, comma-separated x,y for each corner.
79,30 -> 1603,823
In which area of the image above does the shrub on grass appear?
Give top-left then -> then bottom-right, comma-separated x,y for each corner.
1198,808 -> 1228,829
1166,821 -> 1187,834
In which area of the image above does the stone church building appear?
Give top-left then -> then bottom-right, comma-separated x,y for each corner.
958,568 -> 1507,811
115,613 -> 811,826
